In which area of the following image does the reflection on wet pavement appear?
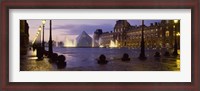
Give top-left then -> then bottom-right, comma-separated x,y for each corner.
20,48 -> 180,71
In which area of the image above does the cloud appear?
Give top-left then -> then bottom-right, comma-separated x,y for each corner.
53,25 -> 76,30
52,24 -> 114,35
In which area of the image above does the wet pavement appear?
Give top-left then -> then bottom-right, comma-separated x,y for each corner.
20,48 -> 180,71
20,50 -> 54,71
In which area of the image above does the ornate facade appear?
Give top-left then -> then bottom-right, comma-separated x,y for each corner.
93,29 -> 103,47
95,20 -> 180,50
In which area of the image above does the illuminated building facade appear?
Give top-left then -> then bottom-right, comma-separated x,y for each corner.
95,20 -> 180,50
93,29 -> 103,47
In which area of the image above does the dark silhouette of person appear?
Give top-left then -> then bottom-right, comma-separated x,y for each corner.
36,46 -> 43,60
56,55 -> 66,69
97,54 -> 108,64
32,44 -> 36,51
121,53 -> 130,61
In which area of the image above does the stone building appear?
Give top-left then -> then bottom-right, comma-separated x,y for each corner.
99,32 -> 113,47
20,20 -> 29,55
94,20 -> 180,50
93,29 -> 103,47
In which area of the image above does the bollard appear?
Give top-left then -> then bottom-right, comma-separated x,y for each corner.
121,53 -> 130,61
51,53 -> 58,63
97,54 -> 108,64
56,55 -> 66,69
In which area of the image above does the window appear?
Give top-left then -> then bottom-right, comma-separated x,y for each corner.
165,31 -> 169,37
155,33 -> 158,37
173,25 -> 175,28
173,31 -> 175,36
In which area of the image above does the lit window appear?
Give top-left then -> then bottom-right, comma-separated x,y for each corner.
173,25 -> 175,28
165,31 -> 169,37
173,31 -> 175,36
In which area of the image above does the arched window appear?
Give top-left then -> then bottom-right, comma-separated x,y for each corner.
165,31 -> 169,37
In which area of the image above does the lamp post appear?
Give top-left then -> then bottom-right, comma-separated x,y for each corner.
138,20 -> 147,60
173,20 -> 179,56
176,32 -> 180,54
36,26 -> 43,60
48,20 -> 53,56
38,26 -> 42,47
42,20 -> 46,52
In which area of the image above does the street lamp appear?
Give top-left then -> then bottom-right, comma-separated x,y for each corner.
38,26 -> 42,46
48,20 -> 53,57
42,20 -> 46,52
38,26 -> 42,31
36,26 -> 43,60
173,20 -> 179,56
174,20 -> 178,23
176,32 -> 180,36
176,32 -> 180,54
138,20 -> 146,60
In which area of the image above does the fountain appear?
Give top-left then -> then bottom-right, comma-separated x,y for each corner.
109,40 -> 118,48
64,36 -> 76,47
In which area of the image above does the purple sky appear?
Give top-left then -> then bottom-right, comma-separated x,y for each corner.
27,20 -> 161,42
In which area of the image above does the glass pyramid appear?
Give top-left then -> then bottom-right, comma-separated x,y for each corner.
76,31 -> 92,47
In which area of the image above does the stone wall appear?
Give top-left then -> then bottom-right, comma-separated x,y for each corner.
20,20 -> 29,55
